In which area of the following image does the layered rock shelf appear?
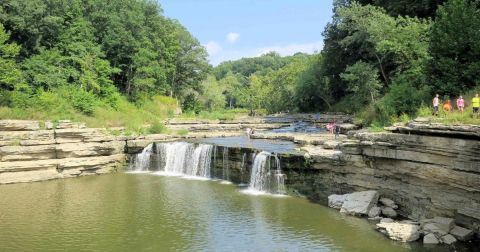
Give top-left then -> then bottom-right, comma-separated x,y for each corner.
1,117 -> 479,244
0,120 -> 127,184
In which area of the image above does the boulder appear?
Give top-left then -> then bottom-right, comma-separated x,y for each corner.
381,207 -> 398,218
432,217 -> 455,232
376,222 -> 420,242
423,223 -> 448,236
423,233 -> 439,244
368,206 -> 381,218
379,197 -> 398,209
440,234 -> 456,245
449,225 -> 474,241
328,194 -> 347,209
340,190 -> 379,215
0,120 -> 40,131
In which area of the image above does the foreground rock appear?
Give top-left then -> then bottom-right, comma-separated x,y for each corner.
339,191 -> 379,216
449,225 -> 474,241
328,194 -> 346,209
376,222 -> 420,242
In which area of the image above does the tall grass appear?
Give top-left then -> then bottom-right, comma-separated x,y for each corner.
0,94 -> 179,133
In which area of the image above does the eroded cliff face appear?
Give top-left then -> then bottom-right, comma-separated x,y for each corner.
0,120 -> 126,184
272,124 -> 480,232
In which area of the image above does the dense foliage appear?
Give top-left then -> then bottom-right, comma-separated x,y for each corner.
0,0 -> 208,120
1,0 -> 478,127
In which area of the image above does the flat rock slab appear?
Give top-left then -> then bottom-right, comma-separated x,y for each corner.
449,225 -> 474,241
423,223 -> 448,236
340,190 -> 379,216
0,120 -> 40,131
376,222 -> 420,242
423,233 -> 439,244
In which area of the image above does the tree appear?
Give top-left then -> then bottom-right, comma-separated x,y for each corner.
0,23 -> 23,90
235,75 -> 267,115
340,61 -> 383,107
428,0 -> 480,96
199,75 -> 226,111
170,24 -> 210,100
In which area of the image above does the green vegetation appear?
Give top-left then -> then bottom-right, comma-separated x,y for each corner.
0,0 -> 479,129
209,0 -> 479,126
0,0 -> 209,130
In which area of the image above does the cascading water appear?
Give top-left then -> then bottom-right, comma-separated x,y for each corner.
156,142 -> 213,177
130,142 -> 213,178
245,151 -> 286,195
130,144 -> 153,172
130,142 -> 287,195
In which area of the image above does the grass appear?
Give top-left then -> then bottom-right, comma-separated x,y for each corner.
178,108 -> 252,121
0,95 -> 179,133
175,129 -> 189,136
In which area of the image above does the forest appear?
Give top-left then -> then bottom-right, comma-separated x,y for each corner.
0,0 -> 479,129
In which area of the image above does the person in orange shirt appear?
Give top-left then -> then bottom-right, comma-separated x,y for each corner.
443,99 -> 452,112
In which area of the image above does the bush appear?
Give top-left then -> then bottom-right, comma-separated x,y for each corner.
70,89 -> 97,115
147,120 -> 167,134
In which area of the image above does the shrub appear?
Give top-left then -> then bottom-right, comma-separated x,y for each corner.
147,120 -> 167,134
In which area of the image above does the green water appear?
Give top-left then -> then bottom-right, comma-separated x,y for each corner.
0,173 -> 433,251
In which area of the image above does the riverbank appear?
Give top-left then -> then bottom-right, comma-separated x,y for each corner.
1,116 -> 479,248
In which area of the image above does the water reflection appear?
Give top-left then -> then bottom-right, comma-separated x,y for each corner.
0,174 -> 423,251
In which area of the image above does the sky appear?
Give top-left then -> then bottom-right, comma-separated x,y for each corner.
159,0 -> 333,66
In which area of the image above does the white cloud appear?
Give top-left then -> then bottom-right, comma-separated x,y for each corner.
209,40 -> 324,66
254,41 -> 323,57
226,32 -> 240,44
204,41 -> 222,55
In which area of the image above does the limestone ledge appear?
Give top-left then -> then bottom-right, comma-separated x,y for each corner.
0,154 -> 125,184
293,128 -> 480,232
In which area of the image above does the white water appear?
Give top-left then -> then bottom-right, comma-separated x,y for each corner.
130,142 -> 287,196
130,144 -> 153,172
244,151 -> 287,195
156,142 -> 213,177
130,142 -> 213,179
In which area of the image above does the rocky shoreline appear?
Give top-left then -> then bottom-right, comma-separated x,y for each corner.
1,116 -> 479,248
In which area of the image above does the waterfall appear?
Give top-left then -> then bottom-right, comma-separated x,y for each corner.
156,142 -> 213,178
130,142 -> 213,178
130,144 -> 153,172
245,151 -> 286,195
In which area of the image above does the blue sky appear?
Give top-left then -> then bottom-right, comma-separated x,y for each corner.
159,0 -> 333,65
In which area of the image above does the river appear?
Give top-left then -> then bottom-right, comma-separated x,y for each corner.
0,172 -> 442,252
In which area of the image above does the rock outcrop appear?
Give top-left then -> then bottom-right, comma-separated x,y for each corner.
339,191 -> 379,216
376,222 -> 421,242
0,120 -> 126,184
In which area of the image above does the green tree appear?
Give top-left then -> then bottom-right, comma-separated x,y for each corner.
340,61 -> 382,108
199,75 -> 226,111
0,23 -> 23,90
428,0 -> 480,95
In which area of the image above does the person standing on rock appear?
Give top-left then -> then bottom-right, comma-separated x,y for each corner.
456,96 -> 465,113
245,128 -> 252,139
432,94 -> 440,116
334,124 -> 340,139
472,93 -> 480,118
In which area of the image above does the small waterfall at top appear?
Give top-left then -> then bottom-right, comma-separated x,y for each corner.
245,151 -> 286,195
156,142 -> 213,177
130,144 -> 153,171
130,142 -> 213,178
